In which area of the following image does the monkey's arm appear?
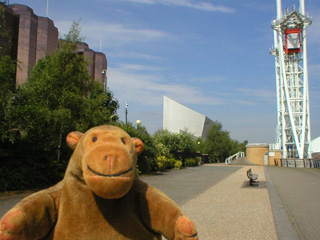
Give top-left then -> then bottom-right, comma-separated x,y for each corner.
0,186 -> 60,240
138,181 -> 198,240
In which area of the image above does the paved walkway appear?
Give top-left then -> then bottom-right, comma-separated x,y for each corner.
180,166 -> 277,240
142,165 -> 277,239
144,165 -> 320,240
141,165 -> 241,206
2,164 -> 320,239
266,166 -> 320,240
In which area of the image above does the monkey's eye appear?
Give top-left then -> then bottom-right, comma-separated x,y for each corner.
121,138 -> 126,145
92,137 -> 98,142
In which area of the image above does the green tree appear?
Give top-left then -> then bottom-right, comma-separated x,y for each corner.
1,22 -> 119,191
78,81 -> 119,130
0,4 -> 17,157
153,129 -> 196,165
0,55 -> 16,141
0,3 -> 10,54
203,121 -> 232,163
229,139 -> 248,155
238,140 -> 248,153
203,121 -> 248,163
177,130 -> 196,156
153,129 -> 179,155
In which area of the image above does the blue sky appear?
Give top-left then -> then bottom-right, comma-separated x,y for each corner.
11,0 -> 320,143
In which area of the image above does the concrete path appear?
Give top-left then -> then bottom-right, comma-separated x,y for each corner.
0,193 -> 30,219
141,165 -> 241,206
266,166 -> 320,240
180,166 -> 277,240
265,167 -> 299,240
2,164 -> 320,239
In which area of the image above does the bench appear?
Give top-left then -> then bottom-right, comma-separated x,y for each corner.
246,168 -> 258,186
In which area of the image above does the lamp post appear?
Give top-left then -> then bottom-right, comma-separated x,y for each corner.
125,102 -> 128,125
102,69 -> 107,93
136,120 -> 141,130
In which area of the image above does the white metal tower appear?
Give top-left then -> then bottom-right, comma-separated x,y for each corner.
270,0 -> 312,159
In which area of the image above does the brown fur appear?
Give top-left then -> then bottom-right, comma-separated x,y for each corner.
0,125 -> 198,240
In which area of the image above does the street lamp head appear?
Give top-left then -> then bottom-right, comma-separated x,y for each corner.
136,120 -> 141,125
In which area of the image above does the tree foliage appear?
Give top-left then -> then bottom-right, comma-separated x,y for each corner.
153,129 -> 196,165
0,55 -> 16,142
0,22 -> 119,191
0,4 -> 16,144
0,4 -> 10,54
203,121 -> 248,163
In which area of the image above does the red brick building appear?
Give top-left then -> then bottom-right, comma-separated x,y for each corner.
1,3 -> 107,86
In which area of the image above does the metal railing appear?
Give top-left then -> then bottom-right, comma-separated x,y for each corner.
225,152 -> 245,165
274,158 -> 320,168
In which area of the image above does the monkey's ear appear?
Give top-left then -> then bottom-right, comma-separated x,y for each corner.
66,131 -> 83,150
132,138 -> 144,155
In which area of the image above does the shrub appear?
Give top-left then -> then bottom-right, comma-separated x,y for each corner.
137,156 -> 152,174
185,158 -> 197,167
167,157 -> 177,169
153,129 -> 195,159
195,156 -> 202,165
155,143 -> 170,157
153,155 -> 169,172
174,160 -> 183,170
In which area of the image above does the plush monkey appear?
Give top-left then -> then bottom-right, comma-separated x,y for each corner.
0,125 -> 198,240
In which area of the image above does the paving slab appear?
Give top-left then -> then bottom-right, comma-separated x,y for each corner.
141,165 -> 241,205
6,165 -> 317,240
264,167 -> 299,240
181,165 -> 277,240
267,166 -> 320,240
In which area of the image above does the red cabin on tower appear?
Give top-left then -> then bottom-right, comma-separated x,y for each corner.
285,28 -> 302,54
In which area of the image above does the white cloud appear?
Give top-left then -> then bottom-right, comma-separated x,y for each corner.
107,63 -> 277,109
108,51 -> 166,61
235,88 -> 276,100
117,0 -> 235,13
187,76 -> 227,84
55,20 -> 176,49
230,99 -> 256,106
108,65 -> 224,106
117,63 -> 164,72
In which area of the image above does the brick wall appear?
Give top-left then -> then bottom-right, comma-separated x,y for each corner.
3,4 -> 107,86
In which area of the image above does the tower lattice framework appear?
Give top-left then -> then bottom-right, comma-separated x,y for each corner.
270,0 -> 312,158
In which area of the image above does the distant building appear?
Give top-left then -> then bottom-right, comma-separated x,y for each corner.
77,42 -> 107,86
0,3 -> 107,86
163,96 -> 214,139
9,4 -> 58,84
311,137 -> 320,160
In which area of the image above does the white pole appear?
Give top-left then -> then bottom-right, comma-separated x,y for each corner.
276,0 -> 282,19
300,0 -> 311,157
300,0 -> 305,14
